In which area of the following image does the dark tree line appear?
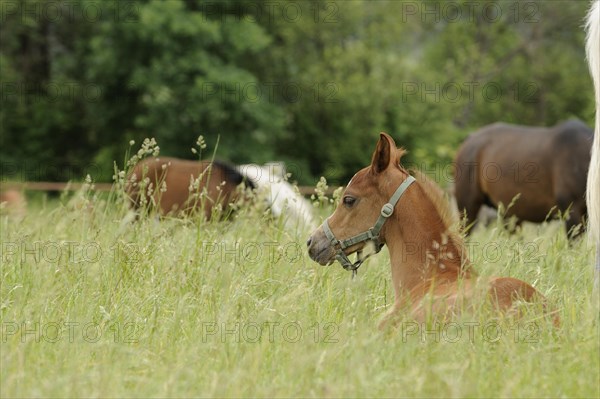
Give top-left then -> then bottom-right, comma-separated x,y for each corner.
0,0 -> 594,184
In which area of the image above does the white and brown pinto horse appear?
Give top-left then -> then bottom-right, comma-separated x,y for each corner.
237,162 -> 316,230
586,0 -> 600,286
307,133 -> 557,328
126,157 -> 315,229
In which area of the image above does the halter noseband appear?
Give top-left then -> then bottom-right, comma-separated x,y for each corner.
322,175 -> 416,277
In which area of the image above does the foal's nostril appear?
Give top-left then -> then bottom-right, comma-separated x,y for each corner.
306,238 -> 312,247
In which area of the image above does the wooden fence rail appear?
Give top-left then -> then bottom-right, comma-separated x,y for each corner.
0,181 -> 336,196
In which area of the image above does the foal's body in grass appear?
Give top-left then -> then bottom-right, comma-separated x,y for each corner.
307,133 -> 554,328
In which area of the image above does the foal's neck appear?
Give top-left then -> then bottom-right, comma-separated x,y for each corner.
385,181 -> 468,296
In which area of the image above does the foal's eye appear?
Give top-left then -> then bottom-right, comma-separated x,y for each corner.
343,196 -> 357,208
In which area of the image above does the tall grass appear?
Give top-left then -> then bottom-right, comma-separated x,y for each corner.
1,175 -> 598,398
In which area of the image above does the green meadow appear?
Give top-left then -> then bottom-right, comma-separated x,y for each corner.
1,180 -> 598,398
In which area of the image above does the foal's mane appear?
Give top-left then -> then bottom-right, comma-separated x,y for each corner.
408,169 -> 468,264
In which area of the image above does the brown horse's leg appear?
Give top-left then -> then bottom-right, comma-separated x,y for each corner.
566,203 -> 586,239
488,277 -> 559,326
378,301 -> 404,330
454,162 -> 484,235
505,217 -> 522,235
565,214 -> 584,239
455,194 -> 483,235
488,277 -> 537,307
557,197 -> 586,239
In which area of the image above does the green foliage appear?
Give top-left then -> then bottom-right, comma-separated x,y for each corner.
0,0 -> 595,184
83,0 -> 285,176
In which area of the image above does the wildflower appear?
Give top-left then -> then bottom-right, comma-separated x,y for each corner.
332,186 -> 344,205
196,135 -> 207,149
312,177 -> 329,207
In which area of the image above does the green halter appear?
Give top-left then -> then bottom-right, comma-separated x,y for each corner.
322,175 -> 416,277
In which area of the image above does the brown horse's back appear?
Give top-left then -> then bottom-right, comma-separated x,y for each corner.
454,120 -> 592,234
126,157 -> 254,219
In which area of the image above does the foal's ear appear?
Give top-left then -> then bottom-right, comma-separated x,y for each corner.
372,132 -> 404,173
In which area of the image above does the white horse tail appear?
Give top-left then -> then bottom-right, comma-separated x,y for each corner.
237,163 -> 317,231
585,0 -> 600,279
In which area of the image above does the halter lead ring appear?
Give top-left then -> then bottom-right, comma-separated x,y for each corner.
322,175 -> 416,277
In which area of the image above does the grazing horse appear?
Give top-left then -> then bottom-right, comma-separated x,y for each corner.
587,0 -> 600,284
237,162 -> 316,230
126,157 -> 255,219
307,133 -> 556,328
454,120 -> 593,236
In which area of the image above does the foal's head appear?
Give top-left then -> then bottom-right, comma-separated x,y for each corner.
307,133 -> 413,266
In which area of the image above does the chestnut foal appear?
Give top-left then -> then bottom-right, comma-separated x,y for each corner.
307,133 -> 555,328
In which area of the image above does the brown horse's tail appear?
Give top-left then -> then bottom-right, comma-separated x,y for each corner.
212,160 -> 256,191
586,1 -> 600,284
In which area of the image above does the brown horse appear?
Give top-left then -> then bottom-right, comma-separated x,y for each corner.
307,133 -> 556,328
454,120 -> 593,236
126,157 -> 255,219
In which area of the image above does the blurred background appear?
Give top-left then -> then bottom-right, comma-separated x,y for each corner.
0,0 -> 595,186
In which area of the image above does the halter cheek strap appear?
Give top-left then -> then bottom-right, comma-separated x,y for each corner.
322,175 -> 416,277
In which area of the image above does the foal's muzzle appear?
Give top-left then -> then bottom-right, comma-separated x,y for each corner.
307,227 -> 336,266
